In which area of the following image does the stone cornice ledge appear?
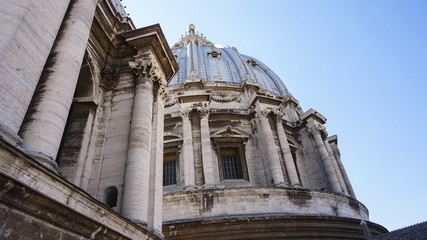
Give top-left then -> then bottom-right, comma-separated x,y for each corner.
0,139 -> 160,240
121,24 -> 178,83
300,108 -> 327,124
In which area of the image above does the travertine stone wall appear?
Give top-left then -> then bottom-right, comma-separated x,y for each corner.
89,73 -> 135,212
163,187 -> 369,223
58,103 -> 97,188
0,0 -> 70,139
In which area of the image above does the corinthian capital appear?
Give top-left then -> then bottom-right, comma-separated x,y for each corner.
129,54 -> 162,81
180,108 -> 193,120
307,125 -> 327,138
257,109 -> 271,118
198,107 -> 210,119
273,107 -> 284,122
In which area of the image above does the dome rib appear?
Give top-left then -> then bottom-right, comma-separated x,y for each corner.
170,28 -> 291,97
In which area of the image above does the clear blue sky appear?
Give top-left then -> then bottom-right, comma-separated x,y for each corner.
123,0 -> 427,231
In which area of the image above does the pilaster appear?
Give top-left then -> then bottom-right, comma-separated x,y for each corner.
273,109 -> 301,187
181,107 -> 196,190
255,107 -> 286,187
324,139 -> 348,195
307,124 -> 341,193
198,107 -> 216,188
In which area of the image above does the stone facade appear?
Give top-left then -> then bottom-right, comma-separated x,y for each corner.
0,1 -> 387,240
0,0 -> 177,239
162,27 -> 386,239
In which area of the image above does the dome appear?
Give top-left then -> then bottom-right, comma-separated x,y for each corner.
170,25 -> 290,97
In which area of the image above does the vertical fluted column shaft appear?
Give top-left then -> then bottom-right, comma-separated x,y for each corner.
308,126 -> 341,193
199,108 -> 215,187
182,109 -> 196,190
19,0 -> 99,171
122,77 -> 153,226
324,140 -> 348,195
275,116 -> 301,187
257,111 -> 286,187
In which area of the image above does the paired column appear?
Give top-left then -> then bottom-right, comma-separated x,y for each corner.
324,139 -> 348,195
307,125 -> 341,193
333,147 -> 356,198
274,112 -> 301,187
19,0 -> 99,171
122,55 -> 159,226
256,110 -> 286,187
198,107 -> 216,188
147,83 -> 166,234
181,108 -> 196,190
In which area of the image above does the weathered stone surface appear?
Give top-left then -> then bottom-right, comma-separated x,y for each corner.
0,0 -> 70,137
163,215 -> 387,240
163,187 -> 369,223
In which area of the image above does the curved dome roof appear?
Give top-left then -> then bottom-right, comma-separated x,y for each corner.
170,25 -> 290,97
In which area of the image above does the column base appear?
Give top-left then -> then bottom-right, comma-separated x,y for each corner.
184,185 -> 197,191
26,150 -> 59,173
290,183 -> 303,188
0,123 -> 23,146
203,184 -> 216,189
275,182 -> 288,188
132,219 -> 148,228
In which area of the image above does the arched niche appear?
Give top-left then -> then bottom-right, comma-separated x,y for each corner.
74,52 -> 95,98
102,186 -> 118,208
56,50 -> 98,189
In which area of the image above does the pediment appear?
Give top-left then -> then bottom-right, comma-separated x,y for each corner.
211,126 -> 249,139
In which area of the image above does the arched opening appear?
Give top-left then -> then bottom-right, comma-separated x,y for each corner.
74,53 -> 94,98
56,51 -> 97,189
102,186 -> 118,208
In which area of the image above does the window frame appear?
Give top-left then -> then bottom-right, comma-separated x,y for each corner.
216,142 -> 249,182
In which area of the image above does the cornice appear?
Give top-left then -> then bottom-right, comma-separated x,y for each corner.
299,108 -> 327,124
120,24 -> 178,83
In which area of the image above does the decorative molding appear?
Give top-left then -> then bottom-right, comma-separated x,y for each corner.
273,107 -> 284,121
207,50 -> 221,58
247,59 -> 259,67
128,54 -> 162,82
197,107 -> 210,119
165,96 -> 178,107
180,108 -> 193,120
307,125 -> 327,139
100,65 -> 119,90
211,93 -> 242,103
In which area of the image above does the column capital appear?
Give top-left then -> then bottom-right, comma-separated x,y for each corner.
256,108 -> 271,119
272,107 -> 284,122
101,64 -> 119,90
197,107 -> 210,119
180,108 -> 193,120
307,125 -> 328,140
129,54 -> 162,83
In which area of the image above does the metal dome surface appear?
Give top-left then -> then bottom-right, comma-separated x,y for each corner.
169,26 -> 290,97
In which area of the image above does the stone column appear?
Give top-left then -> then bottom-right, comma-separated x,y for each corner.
308,125 -> 341,193
147,83 -> 166,234
256,110 -> 286,187
274,111 -> 301,187
324,139 -> 348,195
333,147 -> 356,198
198,107 -> 216,188
19,0 -> 99,171
181,108 -> 196,190
122,55 -> 159,226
